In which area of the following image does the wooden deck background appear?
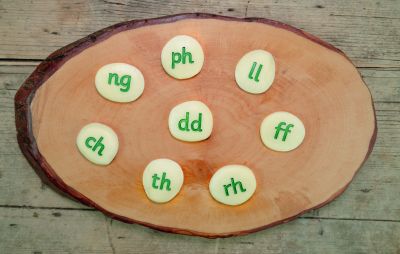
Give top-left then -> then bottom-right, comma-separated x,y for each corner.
0,0 -> 399,253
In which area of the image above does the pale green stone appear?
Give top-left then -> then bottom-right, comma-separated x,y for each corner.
76,123 -> 119,165
95,63 -> 144,103
235,49 -> 275,94
209,165 -> 256,206
168,101 -> 213,142
142,158 -> 184,203
161,35 -> 204,79
260,111 -> 305,152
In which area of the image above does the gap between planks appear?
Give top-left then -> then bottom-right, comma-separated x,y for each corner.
0,59 -> 398,72
1,205 -> 399,223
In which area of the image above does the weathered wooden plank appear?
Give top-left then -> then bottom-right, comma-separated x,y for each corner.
0,65 -> 399,223
247,0 -> 400,68
0,0 -> 247,59
0,0 -> 399,67
0,207 -> 113,254
0,207 -> 398,253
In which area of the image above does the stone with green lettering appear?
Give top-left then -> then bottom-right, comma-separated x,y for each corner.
142,158 -> 184,203
235,49 -> 275,94
168,101 -> 213,142
161,35 -> 204,79
260,111 -> 305,152
95,63 -> 144,103
209,165 -> 256,206
76,123 -> 119,165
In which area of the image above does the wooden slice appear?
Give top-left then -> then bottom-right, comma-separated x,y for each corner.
15,13 -> 376,237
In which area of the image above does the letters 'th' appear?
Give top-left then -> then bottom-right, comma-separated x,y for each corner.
152,172 -> 172,191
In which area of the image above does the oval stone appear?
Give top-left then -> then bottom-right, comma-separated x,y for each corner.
168,101 -> 213,142
142,158 -> 184,203
235,49 -> 275,94
260,111 -> 305,152
76,123 -> 119,165
95,63 -> 144,103
161,35 -> 204,79
209,165 -> 256,206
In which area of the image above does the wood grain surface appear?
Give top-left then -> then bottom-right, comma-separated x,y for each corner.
19,14 -> 376,237
0,0 -> 399,253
